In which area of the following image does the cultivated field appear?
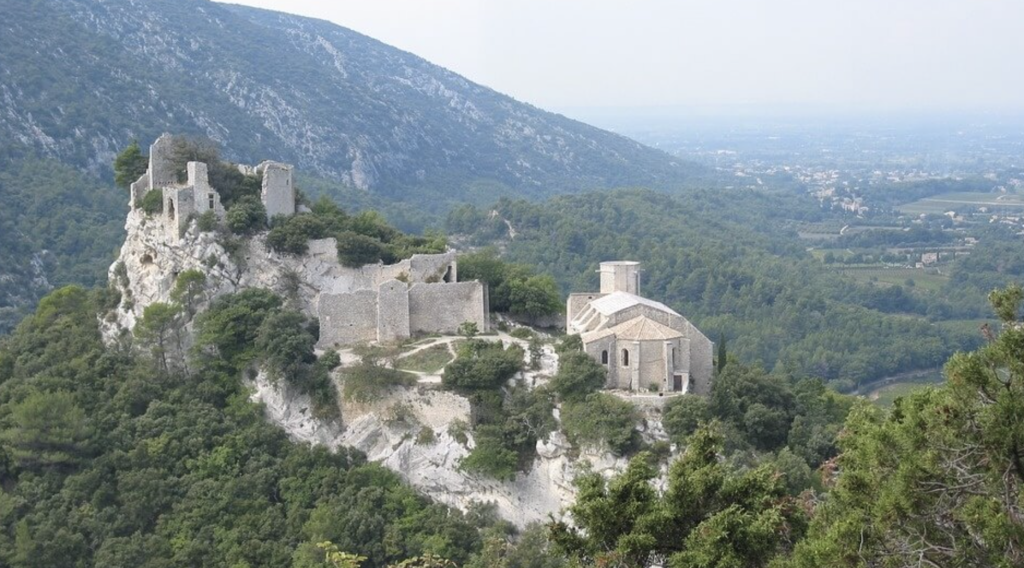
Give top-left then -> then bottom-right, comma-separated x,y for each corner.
898,191 -> 1024,215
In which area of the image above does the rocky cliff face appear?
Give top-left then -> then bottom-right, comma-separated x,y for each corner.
247,358 -> 667,527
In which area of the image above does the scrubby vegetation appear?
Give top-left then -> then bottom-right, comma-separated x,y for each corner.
265,197 -> 448,267
457,248 -> 562,319
0,286 -> 485,567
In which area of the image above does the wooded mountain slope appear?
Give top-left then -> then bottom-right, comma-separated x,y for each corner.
0,0 -> 697,205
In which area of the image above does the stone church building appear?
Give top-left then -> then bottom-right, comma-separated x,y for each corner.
567,262 -> 714,395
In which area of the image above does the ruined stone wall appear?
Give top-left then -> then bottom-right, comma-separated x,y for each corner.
188,161 -> 224,217
148,134 -> 177,190
317,290 -> 378,348
302,244 -> 458,296
259,161 -> 295,218
164,186 -> 195,241
130,172 -> 150,208
408,281 -> 487,335
377,280 -> 411,342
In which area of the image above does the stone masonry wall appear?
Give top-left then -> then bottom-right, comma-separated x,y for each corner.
317,290 -> 378,348
566,292 -> 606,328
148,134 -> 177,190
408,281 -> 487,335
377,279 -> 411,342
259,161 -> 295,218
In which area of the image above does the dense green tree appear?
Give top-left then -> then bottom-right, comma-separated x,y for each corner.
135,301 -> 183,372
225,195 -> 267,235
113,140 -> 148,189
255,309 -> 317,381
442,340 -> 524,392
505,275 -> 562,319
169,268 -> 207,316
550,428 -> 807,568
0,285 -> 485,568
194,288 -> 282,370
560,393 -> 639,455
789,285 -> 1024,567
0,389 -> 90,470
662,395 -> 711,442
549,351 -> 606,401
458,249 -> 562,318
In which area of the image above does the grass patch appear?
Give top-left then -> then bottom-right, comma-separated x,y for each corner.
397,344 -> 454,373
868,369 -> 945,407
837,267 -> 949,292
342,364 -> 417,402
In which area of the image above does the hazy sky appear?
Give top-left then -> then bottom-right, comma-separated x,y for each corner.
225,0 -> 1024,115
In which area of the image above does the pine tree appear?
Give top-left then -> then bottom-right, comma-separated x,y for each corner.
113,140 -> 148,189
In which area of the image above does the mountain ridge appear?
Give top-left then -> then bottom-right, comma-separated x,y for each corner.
1,0 -> 700,206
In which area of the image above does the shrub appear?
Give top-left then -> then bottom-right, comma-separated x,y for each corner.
555,334 -> 583,355
416,427 -> 436,446
336,230 -> 392,267
662,395 -> 711,442
549,351 -> 606,401
138,190 -> 163,215
460,425 -> 519,480
561,393 -> 640,455
196,210 -> 218,232
266,213 -> 328,255
509,327 -> 535,340
225,196 -> 267,235
442,340 -> 524,391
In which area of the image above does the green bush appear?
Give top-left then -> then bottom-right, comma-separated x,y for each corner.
549,351 -> 606,401
225,195 -> 267,235
336,230 -> 392,267
662,395 -> 711,442
196,210 -> 218,232
460,425 -> 519,481
561,393 -> 640,455
138,189 -> 163,214
267,213 -> 328,255
442,340 -> 524,391
458,248 -> 562,317
509,327 -> 534,340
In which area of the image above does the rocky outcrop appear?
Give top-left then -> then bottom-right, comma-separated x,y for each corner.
108,208 -> 668,528
247,368 -> 640,527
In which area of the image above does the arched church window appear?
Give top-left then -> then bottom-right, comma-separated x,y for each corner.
601,350 -> 608,365
621,349 -> 630,367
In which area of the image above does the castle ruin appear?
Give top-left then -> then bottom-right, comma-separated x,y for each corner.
125,134 -> 489,347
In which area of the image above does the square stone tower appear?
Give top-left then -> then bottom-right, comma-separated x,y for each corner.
599,261 -> 641,295
257,161 -> 295,218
